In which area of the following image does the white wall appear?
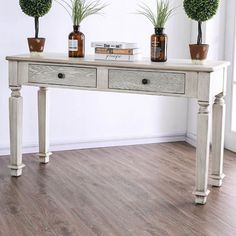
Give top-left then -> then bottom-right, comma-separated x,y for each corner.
223,0 -> 236,151
0,0 -> 191,155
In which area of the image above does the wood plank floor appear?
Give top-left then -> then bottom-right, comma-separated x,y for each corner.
0,142 -> 236,236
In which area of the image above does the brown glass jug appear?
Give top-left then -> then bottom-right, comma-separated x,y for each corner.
151,28 -> 167,62
68,25 -> 85,57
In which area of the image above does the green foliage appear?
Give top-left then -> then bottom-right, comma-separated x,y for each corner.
19,0 -> 52,38
19,0 -> 52,18
55,0 -> 108,26
183,0 -> 219,22
137,0 -> 176,28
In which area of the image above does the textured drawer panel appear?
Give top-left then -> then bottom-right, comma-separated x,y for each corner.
109,69 -> 185,94
29,64 -> 97,88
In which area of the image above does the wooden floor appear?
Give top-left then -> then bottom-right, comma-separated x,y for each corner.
0,142 -> 236,236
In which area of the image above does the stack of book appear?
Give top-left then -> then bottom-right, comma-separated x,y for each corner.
91,41 -> 140,61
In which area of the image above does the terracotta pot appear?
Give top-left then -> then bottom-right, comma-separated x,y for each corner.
189,44 -> 209,61
27,38 -> 45,53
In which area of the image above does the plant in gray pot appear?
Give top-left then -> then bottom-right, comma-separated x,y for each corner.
183,0 -> 219,62
19,0 -> 52,53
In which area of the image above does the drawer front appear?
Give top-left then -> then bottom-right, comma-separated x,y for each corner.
109,69 -> 185,94
29,64 -> 97,88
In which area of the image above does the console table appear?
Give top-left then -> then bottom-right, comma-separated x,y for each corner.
6,54 -> 229,204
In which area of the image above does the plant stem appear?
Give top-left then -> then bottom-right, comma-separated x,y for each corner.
35,17 -> 39,38
197,21 -> 202,45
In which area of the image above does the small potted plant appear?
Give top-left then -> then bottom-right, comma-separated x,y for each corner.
19,0 -> 52,53
137,0 -> 176,62
183,0 -> 219,62
55,0 -> 108,58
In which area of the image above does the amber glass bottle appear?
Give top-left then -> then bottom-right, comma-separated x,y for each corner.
68,25 -> 85,57
151,28 -> 167,62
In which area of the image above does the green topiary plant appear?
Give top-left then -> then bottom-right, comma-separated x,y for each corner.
19,0 -> 52,39
183,0 -> 219,45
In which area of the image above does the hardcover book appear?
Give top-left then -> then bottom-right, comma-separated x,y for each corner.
91,41 -> 138,49
94,53 -> 140,61
95,48 -> 139,55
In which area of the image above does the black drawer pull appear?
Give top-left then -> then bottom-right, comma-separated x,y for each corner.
58,73 -> 65,79
142,79 -> 149,85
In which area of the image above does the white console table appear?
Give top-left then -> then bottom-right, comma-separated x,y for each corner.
6,54 -> 229,204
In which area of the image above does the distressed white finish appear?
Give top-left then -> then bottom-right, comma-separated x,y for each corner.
6,54 -> 228,72
193,101 -> 211,204
108,69 -> 185,94
8,62 -> 18,86
6,54 -> 229,204
97,67 -> 109,89
29,64 -> 97,88
38,87 -> 52,163
210,93 -> 226,186
8,86 -> 25,176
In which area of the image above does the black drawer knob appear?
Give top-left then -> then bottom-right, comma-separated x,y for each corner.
58,73 -> 65,79
142,79 -> 149,85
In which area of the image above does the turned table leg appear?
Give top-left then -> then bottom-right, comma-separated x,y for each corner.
193,101 -> 210,204
8,86 -> 25,176
210,93 -> 225,186
38,87 -> 52,163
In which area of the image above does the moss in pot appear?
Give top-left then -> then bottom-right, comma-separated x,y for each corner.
183,0 -> 219,62
19,0 -> 52,53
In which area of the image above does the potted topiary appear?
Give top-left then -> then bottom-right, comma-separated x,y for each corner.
183,0 -> 219,62
19,0 -> 52,53
137,0 -> 176,62
55,0 -> 108,58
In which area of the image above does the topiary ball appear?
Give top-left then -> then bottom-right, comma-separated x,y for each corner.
183,0 -> 219,22
19,0 -> 52,18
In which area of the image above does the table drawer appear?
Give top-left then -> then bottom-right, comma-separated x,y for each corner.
108,69 -> 185,94
28,64 -> 97,88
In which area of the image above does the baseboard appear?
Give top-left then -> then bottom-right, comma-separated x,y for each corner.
0,133 -> 186,156
185,132 -> 197,147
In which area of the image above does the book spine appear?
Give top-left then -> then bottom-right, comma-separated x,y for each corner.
92,43 -> 122,49
95,54 -> 137,61
95,48 -> 136,55
91,42 -> 138,49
